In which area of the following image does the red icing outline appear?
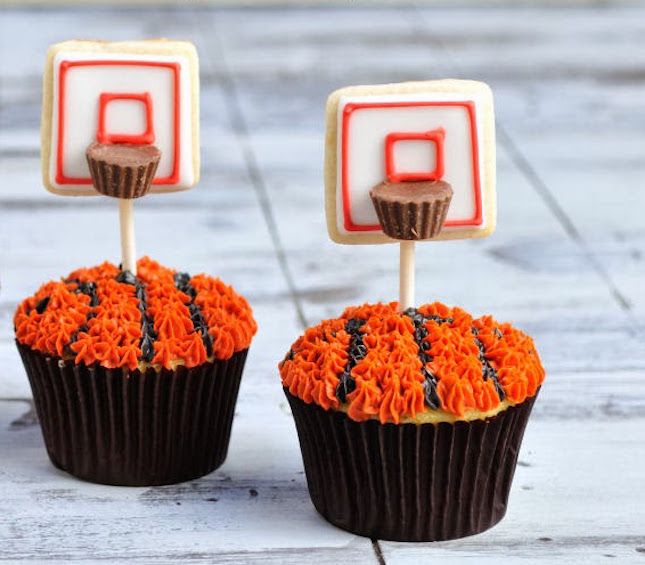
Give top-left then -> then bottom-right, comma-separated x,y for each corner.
385,128 -> 445,183
96,92 -> 155,145
55,60 -> 181,186
341,101 -> 483,232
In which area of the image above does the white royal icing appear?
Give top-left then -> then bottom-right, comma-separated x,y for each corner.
335,91 -> 488,238
47,50 -> 196,194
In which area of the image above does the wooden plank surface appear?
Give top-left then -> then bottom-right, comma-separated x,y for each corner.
1,4 -> 644,563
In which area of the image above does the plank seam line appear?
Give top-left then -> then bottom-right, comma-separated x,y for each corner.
497,125 -> 632,313
195,12 -> 308,330
371,539 -> 387,565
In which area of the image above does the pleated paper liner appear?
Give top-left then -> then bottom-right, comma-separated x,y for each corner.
17,342 -> 248,486
285,388 -> 538,541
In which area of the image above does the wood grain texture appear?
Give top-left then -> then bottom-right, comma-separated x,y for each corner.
1,4 -> 644,563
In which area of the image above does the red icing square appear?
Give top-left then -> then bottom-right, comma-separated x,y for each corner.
385,128 -> 445,183
96,92 -> 155,145
55,60 -> 181,186
341,101 -> 482,232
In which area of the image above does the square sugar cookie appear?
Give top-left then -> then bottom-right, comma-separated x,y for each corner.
324,80 -> 496,244
41,39 -> 200,196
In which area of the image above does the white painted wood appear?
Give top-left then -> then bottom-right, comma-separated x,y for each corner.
0,399 -> 378,563
1,4 -> 645,563
406,6 -> 645,315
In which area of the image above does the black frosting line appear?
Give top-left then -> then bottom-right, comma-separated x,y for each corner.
35,295 -> 50,314
336,317 -> 367,403
64,278 -> 100,356
472,327 -> 506,401
404,308 -> 442,410
116,270 -> 156,363
173,272 -> 214,357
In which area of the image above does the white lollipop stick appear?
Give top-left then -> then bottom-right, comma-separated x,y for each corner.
399,240 -> 415,312
119,199 -> 137,275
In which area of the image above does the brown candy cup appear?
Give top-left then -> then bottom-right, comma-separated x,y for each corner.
370,180 -> 453,240
86,142 -> 161,199
285,389 -> 537,541
18,342 -> 248,486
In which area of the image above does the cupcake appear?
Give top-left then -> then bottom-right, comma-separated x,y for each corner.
14,256 -> 256,486
279,301 -> 544,541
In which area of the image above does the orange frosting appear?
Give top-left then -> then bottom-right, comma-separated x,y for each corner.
473,315 -> 544,404
15,257 -> 257,371
71,278 -> 142,370
14,281 -> 90,358
279,302 -> 545,423
191,273 -> 258,361
137,257 -> 208,369
280,318 -> 349,411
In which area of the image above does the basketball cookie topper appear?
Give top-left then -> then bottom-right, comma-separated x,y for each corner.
41,39 -> 200,274
324,80 -> 496,309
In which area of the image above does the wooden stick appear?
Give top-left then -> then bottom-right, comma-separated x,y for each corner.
399,240 -> 415,312
119,199 -> 137,275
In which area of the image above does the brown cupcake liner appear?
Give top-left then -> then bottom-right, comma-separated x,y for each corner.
285,389 -> 537,541
371,195 -> 452,240
86,145 -> 160,199
17,341 -> 248,486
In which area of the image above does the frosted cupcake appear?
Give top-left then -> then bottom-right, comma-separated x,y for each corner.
280,301 -> 544,541
15,257 -> 256,486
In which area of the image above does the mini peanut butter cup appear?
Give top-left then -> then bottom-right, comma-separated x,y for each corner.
86,142 -> 161,199
370,180 -> 453,240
